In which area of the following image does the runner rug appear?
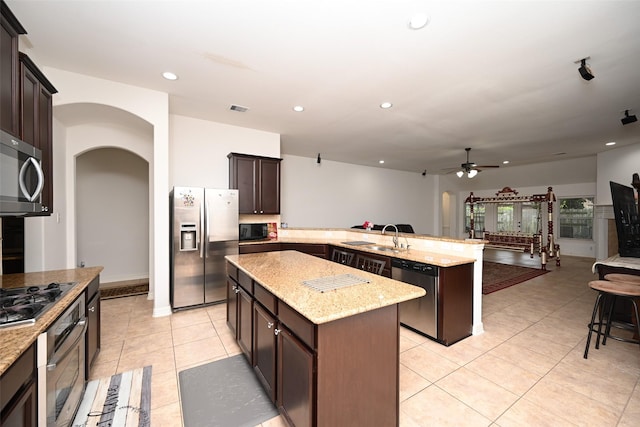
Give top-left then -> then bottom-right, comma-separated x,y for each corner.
483,261 -> 549,294
179,354 -> 279,427
73,366 -> 152,427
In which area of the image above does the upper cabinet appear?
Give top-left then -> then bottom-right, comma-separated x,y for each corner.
0,1 -> 26,137
228,153 -> 282,215
1,1 -> 57,215
19,53 -> 57,214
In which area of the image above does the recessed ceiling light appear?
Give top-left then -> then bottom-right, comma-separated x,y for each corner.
408,13 -> 430,30
502,160 -> 510,164
380,102 -> 393,109
379,160 -> 385,164
162,71 -> 178,80
606,141 -> 616,146
293,105 -> 304,112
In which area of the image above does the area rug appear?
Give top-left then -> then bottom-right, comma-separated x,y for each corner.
73,366 -> 152,427
483,261 -> 549,294
179,354 -> 278,427
100,283 -> 149,299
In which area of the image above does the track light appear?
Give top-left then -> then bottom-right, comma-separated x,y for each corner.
578,57 -> 594,81
621,110 -> 638,125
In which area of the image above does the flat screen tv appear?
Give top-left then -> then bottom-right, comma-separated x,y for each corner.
610,181 -> 640,257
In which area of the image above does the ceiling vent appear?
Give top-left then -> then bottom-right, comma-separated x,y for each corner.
230,104 -> 249,112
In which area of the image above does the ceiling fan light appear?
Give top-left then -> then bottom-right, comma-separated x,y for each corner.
456,170 -> 464,178
468,169 -> 478,178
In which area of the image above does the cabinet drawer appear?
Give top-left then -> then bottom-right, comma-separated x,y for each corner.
227,262 -> 238,281
279,303 -> 315,350
238,269 -> 253,294
254,283 -> 277,314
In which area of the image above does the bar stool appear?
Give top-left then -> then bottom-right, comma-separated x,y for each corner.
584,280 -> 640,359
604,273 -> 640,286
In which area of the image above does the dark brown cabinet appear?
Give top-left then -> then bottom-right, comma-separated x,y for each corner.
239,242 -> 281,254
237,286 -> 253,360
228,153 -> 281,214
227,264 -> 254,363
19,53 -> 57,214
253,302 -> 277,402
280,243 -> 327,259
0,2 -> 25,137
85,276 -> 101,374
0,344 -> 36,427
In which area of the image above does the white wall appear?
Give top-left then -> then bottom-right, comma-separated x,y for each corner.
76,148 -> 149,283
596,143 -> 640,205
169,115 -> 280,188
281,155 -> 437,235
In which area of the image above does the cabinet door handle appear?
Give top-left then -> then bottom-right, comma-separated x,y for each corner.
88,306 -> 95,312
233,285 -> 240,294
274,328 -> 281,336
267,321 -> 274,329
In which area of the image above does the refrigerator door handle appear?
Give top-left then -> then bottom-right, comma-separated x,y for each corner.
199,199 -> 205,259
205,199 -> 211,259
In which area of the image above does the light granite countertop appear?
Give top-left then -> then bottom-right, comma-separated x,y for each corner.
240,235 -> 477,267
226,250 -> 426,324
0,266 -> 103,375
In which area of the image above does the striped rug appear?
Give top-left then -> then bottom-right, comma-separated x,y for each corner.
73,366 -> 152,427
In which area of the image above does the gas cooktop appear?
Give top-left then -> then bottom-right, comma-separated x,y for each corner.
0,282 -> 77,328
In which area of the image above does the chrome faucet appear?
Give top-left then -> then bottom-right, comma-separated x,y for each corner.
381,224 -> 399,248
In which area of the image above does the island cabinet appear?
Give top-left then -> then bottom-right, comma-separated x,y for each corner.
0,1 -> 26,136
438,263 -> 474,345
228,153 -> 282,215
226,251 -> 424,427
85,275 -> 101,374
19,53 -> 57,215
0,344 -> 36,427
226,263 -> 254,362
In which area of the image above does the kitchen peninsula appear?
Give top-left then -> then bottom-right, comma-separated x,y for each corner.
239,227 -> 485,336
226,250 -> 425,427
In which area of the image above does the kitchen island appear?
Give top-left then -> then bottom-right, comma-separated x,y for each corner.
226,250 -> 425,427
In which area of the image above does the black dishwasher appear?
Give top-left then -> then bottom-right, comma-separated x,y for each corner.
392,259 -> 438,339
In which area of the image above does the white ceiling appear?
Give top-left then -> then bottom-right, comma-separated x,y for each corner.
7,0 -> 640,174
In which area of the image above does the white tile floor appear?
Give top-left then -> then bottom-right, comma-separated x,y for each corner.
92,251 -> 640,426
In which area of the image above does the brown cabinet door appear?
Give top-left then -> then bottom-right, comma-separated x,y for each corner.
226,278 -> 239,337
1,3 -> 25,137
258,158 -> 280,214
277,326 -> 314,427
19,64 -> 38,147
0,380 -> 36,427
253,303 -> 277,403
231,155 -> 258,214
237,286 -> 253,363
86,292 -> 100,372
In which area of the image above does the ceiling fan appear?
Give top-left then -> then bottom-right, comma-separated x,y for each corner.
449,147 -> 500,178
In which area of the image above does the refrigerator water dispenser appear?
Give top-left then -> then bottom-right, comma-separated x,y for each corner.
180,223 -> 198,251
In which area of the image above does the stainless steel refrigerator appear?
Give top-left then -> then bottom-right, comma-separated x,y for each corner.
170,187 -> 239,309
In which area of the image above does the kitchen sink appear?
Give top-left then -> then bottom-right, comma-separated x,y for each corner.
365,245 -> 403,253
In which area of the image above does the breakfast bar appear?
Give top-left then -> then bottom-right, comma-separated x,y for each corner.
225,250 -> 425,427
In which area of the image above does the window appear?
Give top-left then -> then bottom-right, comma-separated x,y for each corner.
521,202 -> 541,234
464,204 -> 485,236
497,203 -> 514,232
559,197 -> 594,239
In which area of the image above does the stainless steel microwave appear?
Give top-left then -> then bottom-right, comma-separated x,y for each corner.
239,223 -> 269,241
0,129 -> 44,215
